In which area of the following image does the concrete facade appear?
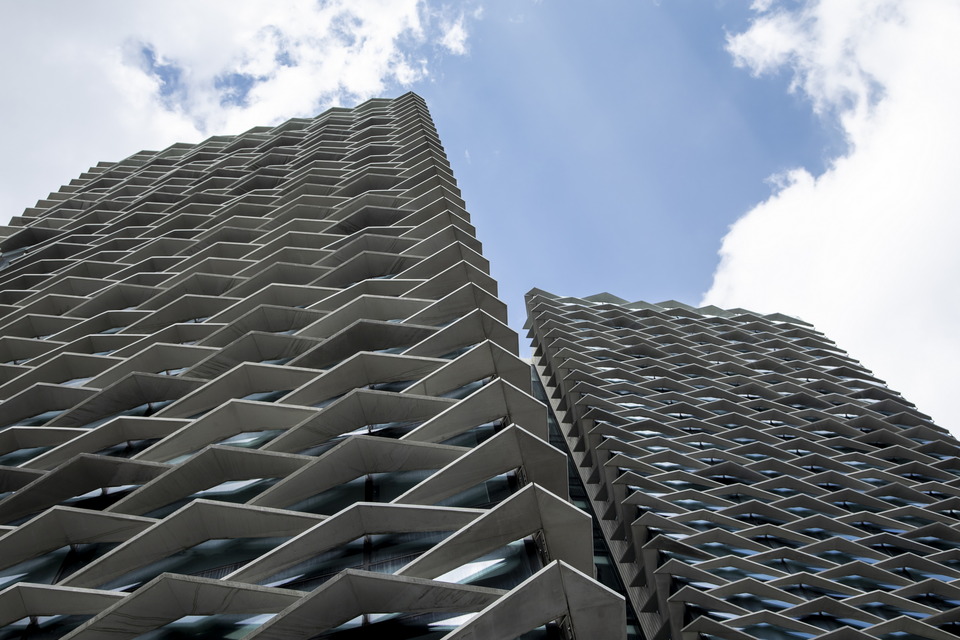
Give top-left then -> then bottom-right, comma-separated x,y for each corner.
526,289 -> 960,640
0,95 -> 624,639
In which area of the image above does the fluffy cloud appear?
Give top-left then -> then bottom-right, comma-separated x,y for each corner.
0,1 -> 477,224
704,1 -> 960,434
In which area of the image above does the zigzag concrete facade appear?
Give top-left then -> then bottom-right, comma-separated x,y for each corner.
0,94 -> 625,639
526,289 -> 960,640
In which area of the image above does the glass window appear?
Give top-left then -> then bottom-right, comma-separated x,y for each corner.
780,582 -> 850,599
705,565 -> 778,582
128,613 -> 275,640
911,591 -> 960,610
100,536 -> 291,591
288,469 -> 434,515
146,477 -> 282,519
0,542 -> 120,588
857,601 -> 927,620
435,538 -> 542,590
261,531 -> 452,591
7,409 -> 67,428
738,622 -> 816,640
438,472 -> 520,510
216,429 -> 286,449
726,593 -> 792,612
0,615 -> 93,640
240,389 -> 291,403
0,445 -> 55,466
699,541 -> 758,558
834,574 -> 901,592
94,438 -> 162,458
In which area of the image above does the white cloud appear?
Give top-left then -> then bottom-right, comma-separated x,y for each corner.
704,0 -> 960,435
440,14 -> 470,55
0,0 -> 478,225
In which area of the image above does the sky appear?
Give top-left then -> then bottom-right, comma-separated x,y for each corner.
1,0 -> 958,435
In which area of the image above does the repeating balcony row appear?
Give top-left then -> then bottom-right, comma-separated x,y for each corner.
10,94 -> 440,228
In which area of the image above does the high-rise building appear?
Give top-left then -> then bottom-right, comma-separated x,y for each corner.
526,288 -> 960,640
0,94 -> 625,640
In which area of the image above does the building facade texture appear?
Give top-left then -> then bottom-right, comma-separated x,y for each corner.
526,289 -> 960,640
0,94 -> 625,639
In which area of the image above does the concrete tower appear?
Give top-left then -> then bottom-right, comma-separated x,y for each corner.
0,95 -> 624,639
527,289 -> 960,640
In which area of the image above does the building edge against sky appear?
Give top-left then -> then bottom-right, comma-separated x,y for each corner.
526,288 -> 960,640
0,93 -> 626,639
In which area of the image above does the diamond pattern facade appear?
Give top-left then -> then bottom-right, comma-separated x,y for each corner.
526,289 -> 960,640
0,94 -> 624,639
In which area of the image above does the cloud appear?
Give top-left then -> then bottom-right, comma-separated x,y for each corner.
440,13 -> 471,55
704,1 -> 960,434
0,0 -> 479,224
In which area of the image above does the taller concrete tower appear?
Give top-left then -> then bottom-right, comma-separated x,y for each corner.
0,95 -> 624,639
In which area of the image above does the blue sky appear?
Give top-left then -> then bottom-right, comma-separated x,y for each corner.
416,0 -> 841,313
1,0 -> 959,434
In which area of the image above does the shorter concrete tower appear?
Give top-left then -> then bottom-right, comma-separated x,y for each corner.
527,288 -> 960,640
